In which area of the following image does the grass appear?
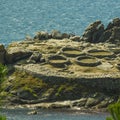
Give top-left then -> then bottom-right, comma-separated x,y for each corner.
106,101 -> 120,120
0,91 -> 8,101
4,70 -> 84,101
4,70 -> 86,100
0,67 -> 119,105
0,70 -> 50,101
0,115 -> 6,120
55,83 -> 77,97
11,71 -> 48,90
0,64 -> 7,85
0,64 -> 7,120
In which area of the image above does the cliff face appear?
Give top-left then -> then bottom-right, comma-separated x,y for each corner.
1,70 -> 119,110
0,18 -> 120,110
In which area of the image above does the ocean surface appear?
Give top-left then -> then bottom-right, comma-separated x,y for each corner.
1,109 -> 108,120
0,0 -> 120,45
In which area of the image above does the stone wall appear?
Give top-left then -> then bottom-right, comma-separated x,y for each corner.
15,66 -> 120,94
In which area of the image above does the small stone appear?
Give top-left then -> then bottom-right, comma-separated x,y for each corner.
28,110 -> 38,115
70,36 -> 80,42
34,31 -> 49,40
85,97 -> 100,107
51,30 -> 63,39
28,52 -> 42,63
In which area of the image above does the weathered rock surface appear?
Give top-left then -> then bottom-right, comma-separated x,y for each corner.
5,46 -> 32,64
99,26 -> 120,44
27,110 -> 38,115
106,17 -> 120,30
99,18 -> 120,44
34,31 -> 50,40
33,30 -> 70,40
17,89 -> 37,100
27,51 -> 42,63
0,44 -> 6,64
51,30 -> 71,39
81,18 -> 120,44
70,36 -> 81,42
81,21 -> 104,43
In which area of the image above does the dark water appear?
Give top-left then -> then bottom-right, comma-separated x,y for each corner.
0,0 -> 120,45
1,109 -> 108,120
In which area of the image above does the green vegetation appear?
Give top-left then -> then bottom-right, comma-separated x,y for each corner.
11,71 -> 48,90
106,100 -> 120,120
0,64 -> 7,100
0,64 -> 7,120
0,64 -> 7,86
0,115 -> 6,120
2,70 -> 87,101
56,84 -> 76,96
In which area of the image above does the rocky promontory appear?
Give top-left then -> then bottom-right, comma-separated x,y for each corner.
0,18 -> 120,112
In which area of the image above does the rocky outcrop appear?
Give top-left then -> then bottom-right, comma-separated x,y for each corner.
6,46 -> 32,64
0,44 -> 6,64
28,18 -> 120,44
106,17 -> 120,30
17,89 -> 37,100
81,18 -> 120,44
34,30 -> 70,40
34,31 -> 50,40
81,21 -> 104,43
51,30 -> 70,39
99,19 -> 120,44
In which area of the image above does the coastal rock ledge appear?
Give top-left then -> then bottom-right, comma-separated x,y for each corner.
0,18 -> 120,112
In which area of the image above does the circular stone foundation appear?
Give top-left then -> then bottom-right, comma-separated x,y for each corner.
61,47 -> 84,57
48,55 -> 70,68
76,56 -> 101,67
110,48 -> 120,54
87,49 -> 114,58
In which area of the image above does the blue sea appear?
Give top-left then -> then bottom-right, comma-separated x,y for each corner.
1,108 -> 108,120
0,0 -> 120,45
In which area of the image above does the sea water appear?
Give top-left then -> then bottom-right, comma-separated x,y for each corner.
1,109 -> 108,120
0,0 -> 120,45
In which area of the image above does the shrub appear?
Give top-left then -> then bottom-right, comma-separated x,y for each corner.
0,64 -> 7,120
0,115 -> 6,120
106,101 -> 120,120
0,64 -> 7,85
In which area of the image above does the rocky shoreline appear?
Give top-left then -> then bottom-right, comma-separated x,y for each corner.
0,18 -> 120,112
2,101 -> 108,114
